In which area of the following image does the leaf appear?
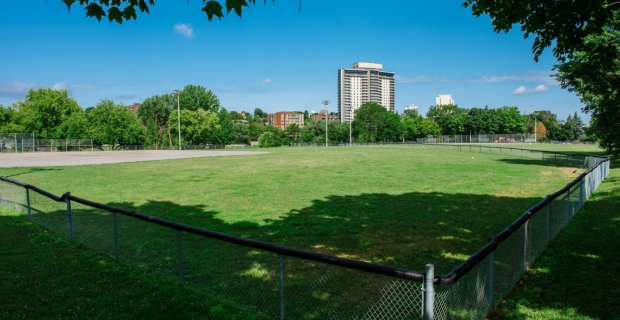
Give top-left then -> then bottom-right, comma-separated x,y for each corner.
225,0 -> 249,17
111,0 -> 121,6
62,0 -> 76,11
203,1 -> 224,21
84,3 -> 106,21
108,6 -> 123,24
122,6 -> 137,20
138,0 -> 150,14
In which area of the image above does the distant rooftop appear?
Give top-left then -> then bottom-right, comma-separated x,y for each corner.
353,62 -> 383,70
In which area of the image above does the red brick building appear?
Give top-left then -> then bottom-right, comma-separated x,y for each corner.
267,111 -> 305,130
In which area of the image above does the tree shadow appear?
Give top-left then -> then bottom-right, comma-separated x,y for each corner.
10,185 -> 610,319
3,167 -> 63,178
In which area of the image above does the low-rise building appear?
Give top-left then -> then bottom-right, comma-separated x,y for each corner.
267,111 -> 305,130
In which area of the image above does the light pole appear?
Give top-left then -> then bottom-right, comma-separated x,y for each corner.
173,89 -> 182,150
322,100 -> 330,147
349,107 -> 352,146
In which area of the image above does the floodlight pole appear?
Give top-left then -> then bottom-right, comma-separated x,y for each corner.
322,100 -> 330,147
174,89 -> 182,150
349,111 -> 352,146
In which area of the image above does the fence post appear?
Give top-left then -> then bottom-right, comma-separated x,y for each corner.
565,188 -> 571,221
26,187 -> 32,220
524,220 -> 530,271
14,134 -> 17,153
423,264 -> 435,320
579,178 -> 584,209
65,192 -> 73,240
546,200 -> 552,245
113,212 -> 119,261
279,254 -> 285,320
488,251 -> 495,311
177,230 -> 184,285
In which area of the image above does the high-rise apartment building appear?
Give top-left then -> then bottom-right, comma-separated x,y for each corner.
435,94 -> 455,106
337,62 -> 395,122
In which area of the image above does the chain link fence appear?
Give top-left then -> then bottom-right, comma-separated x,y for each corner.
417,134 -> 537,144
0,145 -> 610,319
0,133 -> 35,153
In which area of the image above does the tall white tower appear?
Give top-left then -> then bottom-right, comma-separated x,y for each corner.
338,62 -> 395,122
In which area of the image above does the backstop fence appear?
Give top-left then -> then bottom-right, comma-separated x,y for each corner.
417,134 -> 536,144
0,145 -> 610,319
0,133 -> 35,153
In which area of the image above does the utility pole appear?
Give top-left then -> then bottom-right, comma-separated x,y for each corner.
174,89 -> 182,150
534,115 -> 537,143
322,100 -> 330,147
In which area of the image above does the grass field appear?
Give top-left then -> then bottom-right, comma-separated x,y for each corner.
0,144 -> 613,319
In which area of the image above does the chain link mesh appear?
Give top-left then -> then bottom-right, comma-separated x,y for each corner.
0,145 -> 610,320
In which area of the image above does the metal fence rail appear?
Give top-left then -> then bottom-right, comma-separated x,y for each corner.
0,145 -> 610,319
0,133 -> 34,153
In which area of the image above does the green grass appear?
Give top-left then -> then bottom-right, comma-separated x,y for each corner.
0,145 -> 583,274
491,155 -> 619,320
0,144 -> 611,319
0,207 -> 259,320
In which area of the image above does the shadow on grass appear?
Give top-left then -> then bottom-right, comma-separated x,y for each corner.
491,181 -> 620,320
17,186 -> 609,319
4,167 -> 63,177
22,190 -> 549,318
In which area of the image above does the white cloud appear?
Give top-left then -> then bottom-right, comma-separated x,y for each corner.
533,84 -> 549,92
0,80 -> 35,96
52,82 -> 68,90
512,86 -> 527,95
174,23 -> 194,38
262,78 -> 274,84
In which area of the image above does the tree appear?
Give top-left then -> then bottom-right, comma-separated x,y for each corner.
0,105 -> 25,133
403,108 -> 419,118
284,123 -> 301,142
253,108 -> 267,124
496,106 -> 526,134
88,99 -> 146,147
58,0 -> 276,24
138,94 -> 175,148
258,131 -> 282,148
233,123 -> 250,144
212,108 -> 236,145
418,119 -> 441,138
571,112 -> 585,140
353,102 -> 401,142
168,108 -> 220,145
179,85 -> 221,113
16,88 -> 82,139
57,111 -> 90,139
403,116 -> 422,140
463,0 -> 620,153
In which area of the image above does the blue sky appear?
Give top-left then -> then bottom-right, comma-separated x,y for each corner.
0,1 -> 587,122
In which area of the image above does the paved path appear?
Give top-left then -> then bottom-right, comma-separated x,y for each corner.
0,150 -> 267,167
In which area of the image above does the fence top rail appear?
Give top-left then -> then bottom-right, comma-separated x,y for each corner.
435,156 -> 610,286
0,147 -> 610,286
0,175 -> 424,282
422,143 -> 610,160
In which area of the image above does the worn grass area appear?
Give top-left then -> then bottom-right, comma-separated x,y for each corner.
0,145 -> 585,274
0,207 -> 258,320
491,155 -> 619,320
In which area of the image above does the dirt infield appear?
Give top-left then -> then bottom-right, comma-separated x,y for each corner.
0,150 -> 268,167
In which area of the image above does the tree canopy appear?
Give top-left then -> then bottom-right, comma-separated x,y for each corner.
59,0 -> 278,23
464,0 -> 620,153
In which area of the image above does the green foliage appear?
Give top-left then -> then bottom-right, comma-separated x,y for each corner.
402,108 -> 419,118
284,123 -> 301,142
178,85 -> 221,113
464,0 -> 620,153
88,99 -> 146,146
353,102 -> 402,142
258,131 -> 282,147
138,94 -> 175,148
57,110 -> 90,139
233,123 -> 250,144
417,119 -> 441,138
497,106 -> 526,134
16,88 -> 82,139
212,108 -> 236,145
168,108 -> 220,145
0,105 -> 25,133
60,0 -> 275,23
